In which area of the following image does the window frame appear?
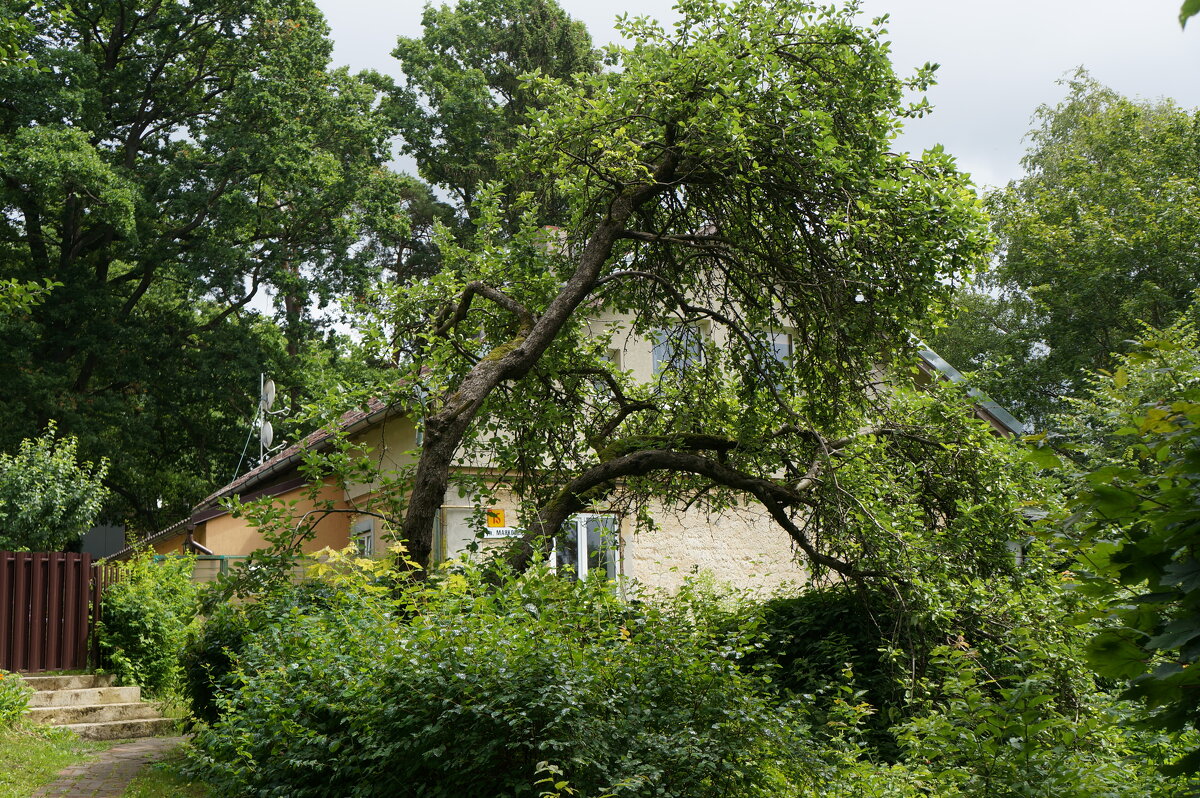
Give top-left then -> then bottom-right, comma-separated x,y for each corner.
554,513 -> 621,581
352,518 -> 374,557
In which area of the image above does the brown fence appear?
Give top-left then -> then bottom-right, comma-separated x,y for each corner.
0,552 -> 114,673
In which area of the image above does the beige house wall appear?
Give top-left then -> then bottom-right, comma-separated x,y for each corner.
345,416 -> 422,501
628,500 -> 807,593
191,480 -> 352,556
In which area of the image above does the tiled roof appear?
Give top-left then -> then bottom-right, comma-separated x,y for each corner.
107,397 -> 399,559
192,396 -> 393,511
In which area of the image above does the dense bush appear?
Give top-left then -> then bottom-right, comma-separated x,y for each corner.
98,550 -> 198,697
181,579 -> 341,725
179,547 -> 1199,797
750,586 -> 929,756
179,601 -> 252,726
0,422 -> 108,551
185,551 -> 808,797
0,670 -> 31,729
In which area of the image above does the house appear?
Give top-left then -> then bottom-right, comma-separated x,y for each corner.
111,327 -> 1023,592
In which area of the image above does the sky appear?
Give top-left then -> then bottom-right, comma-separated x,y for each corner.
315,0 -> 1200,192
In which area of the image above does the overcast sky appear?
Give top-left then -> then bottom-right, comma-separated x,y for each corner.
315,0 -> 1200,192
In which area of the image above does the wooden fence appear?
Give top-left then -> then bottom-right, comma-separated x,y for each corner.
0,552 -> 115,673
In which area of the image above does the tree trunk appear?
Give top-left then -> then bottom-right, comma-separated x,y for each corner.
398,161 -> 677,567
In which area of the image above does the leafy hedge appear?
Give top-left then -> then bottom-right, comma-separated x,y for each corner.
98,550 -> 198,698
184,552 -> 807,797
178,548 -> 1197,797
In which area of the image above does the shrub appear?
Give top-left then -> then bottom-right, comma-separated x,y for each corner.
180,579 -> 335,726
0,422 -> 108,551
179,600 -> 252,726
181,548 -> 1194,797
749,585 -> 929,756
0,670 -> 31,728
185,551 -> 806,797
98,550 -> 198,697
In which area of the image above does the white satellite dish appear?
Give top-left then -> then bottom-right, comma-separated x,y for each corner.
261,378 -> 276,413
259,419 -> 274,450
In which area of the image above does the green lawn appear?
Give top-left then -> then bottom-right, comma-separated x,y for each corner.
0,723 -> 116,798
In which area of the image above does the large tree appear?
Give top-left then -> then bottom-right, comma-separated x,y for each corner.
343,0 -> 995,576
0,0 -> 406,528
388,0 -> 599,218
928,74 -> 1200,427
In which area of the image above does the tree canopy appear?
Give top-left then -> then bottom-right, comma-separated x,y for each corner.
388,0 -> 599,217
0,0 -> 407,528
928,74 -> 1200,427
332,0 -> 998,578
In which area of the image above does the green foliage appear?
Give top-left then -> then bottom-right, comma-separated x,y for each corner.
750,586 -> 936,756
389,0 -> 599,213
0,422 -> 108,551
0,672 -> 30,729
896,643 -> 1175,797
178,545 -> 1195,797
0,2 -> 40,70
0,278 -> 56,317
0,0 -> 407,528
180,601 -> 253,727
185,552 -> 808,797
1051,314 -> 1200,772
355,0 -> 998,569
928,73 -> 1200,427
98,550 -> 198,698
1182,0 -> 1200,28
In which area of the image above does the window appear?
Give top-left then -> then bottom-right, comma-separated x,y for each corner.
555,513 -> 620,580
352,518 -> 374,557
764,331 -> 792,364
652,325 -> 703,376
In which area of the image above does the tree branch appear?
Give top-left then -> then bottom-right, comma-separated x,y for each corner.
433,280 -> 536,338
514,447 -> 872,578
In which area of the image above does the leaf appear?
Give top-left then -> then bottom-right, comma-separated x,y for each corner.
1146,617 -> 1200,652
1086,630 -> 1148,679
1088,484 -> 1141,519
1182,0 -> 1200,28
1024,445 -> 1063,470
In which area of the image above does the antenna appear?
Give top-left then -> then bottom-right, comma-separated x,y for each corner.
257,373 -> 286,463
261,377 -> 276,414
233,373 -> 288,481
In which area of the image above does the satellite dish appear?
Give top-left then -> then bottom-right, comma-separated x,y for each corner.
259,419 -> 274,450
261,378 -> 276,412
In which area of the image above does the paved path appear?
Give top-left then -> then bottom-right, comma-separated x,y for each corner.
32,736 -> 185,798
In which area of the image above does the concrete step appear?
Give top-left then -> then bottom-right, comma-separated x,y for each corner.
61,716 -> 176,741
28,685 -> 141,707
28,701 -> 162,726
20,673 -> 116,691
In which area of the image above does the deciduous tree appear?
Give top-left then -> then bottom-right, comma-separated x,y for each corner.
0,423 -> 108,551
348,0 -> 997,577
0,0 -> 406,528
388,0 -> 599,217
928,74 -> 1200,427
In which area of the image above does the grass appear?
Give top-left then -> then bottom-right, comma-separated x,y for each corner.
0,723 -> 117,798
122,748 -> 210,797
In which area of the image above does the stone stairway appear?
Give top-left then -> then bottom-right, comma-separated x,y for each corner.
23,674 -> 176,740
